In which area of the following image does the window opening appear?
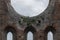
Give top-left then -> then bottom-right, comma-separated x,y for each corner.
27,31 -> 33,40
7,32 -> 13,40
47,31 -> 53,40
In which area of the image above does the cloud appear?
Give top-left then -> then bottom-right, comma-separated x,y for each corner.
11,0 -> 49,17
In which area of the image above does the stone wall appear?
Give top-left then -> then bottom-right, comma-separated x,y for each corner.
0,0 -> 60,40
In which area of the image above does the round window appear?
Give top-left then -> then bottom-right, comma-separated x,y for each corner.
11,0 -> 49,17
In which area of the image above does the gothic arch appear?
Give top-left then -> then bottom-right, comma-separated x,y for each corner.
4,26 -> 17,40
24,26 -> 36,33
24,26 -> 36,40
44,26 -> 56,40
45,26 -> 56,33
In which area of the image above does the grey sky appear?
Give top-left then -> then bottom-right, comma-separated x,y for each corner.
7,32 -> 13,40
11,0 -> 49,17
47,31 -> 53,40
27,32 -> 33,40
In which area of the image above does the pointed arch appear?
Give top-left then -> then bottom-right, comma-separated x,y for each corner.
24,26 -> 36,33
24,26 -> 36,40
44,26 -> 56,40
45,26 -> 56,33
4,26 -> 17,40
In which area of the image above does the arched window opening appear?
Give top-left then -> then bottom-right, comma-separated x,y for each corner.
7,32 -> 13,40
47,31 -> 53,40
27,31 -> 33,40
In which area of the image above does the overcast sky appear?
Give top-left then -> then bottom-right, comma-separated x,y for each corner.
7,0 -> 53,40
11,0 -> 49,17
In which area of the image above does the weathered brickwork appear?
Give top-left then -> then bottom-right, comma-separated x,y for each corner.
0,0 -> 60,40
